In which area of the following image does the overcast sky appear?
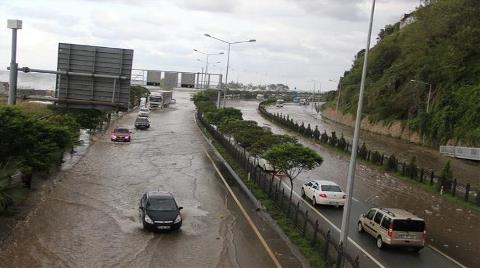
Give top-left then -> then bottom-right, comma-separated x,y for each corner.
0,0 -> 419,91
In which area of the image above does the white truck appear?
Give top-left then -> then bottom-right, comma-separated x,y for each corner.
149,90 -> 173,109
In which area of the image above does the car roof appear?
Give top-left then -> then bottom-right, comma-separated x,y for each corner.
147,191 -> 174,199
376,208 -> 424,220
309,180 -> 339,186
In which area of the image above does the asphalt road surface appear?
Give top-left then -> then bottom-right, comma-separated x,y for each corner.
227,99 -> 475,268
0,92 -> 301,268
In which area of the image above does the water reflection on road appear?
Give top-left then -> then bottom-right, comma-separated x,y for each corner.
228,99 -> 479,268
0,92 -> 276,268
270,102 -> 479,188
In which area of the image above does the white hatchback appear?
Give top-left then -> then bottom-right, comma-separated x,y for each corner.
301,180 -> 346,207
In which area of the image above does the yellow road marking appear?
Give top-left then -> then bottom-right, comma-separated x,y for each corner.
204,149 -> 282,268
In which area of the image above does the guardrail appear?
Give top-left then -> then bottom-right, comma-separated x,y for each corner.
440,146 -> 480,161
197,110 -> 369,268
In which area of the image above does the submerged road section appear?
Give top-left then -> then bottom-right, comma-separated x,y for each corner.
227,100 -> 476,268
0,92 -> 299,268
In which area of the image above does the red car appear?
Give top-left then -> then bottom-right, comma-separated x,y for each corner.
111,127 -> 131,142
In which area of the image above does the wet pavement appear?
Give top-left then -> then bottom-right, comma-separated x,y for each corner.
227,99 -> 479,268
0,92 -> 301,268
270,103 -> 480,189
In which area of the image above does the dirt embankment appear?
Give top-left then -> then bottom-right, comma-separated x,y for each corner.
322,107 -> 422,144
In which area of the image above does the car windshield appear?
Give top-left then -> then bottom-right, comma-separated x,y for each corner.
392,219 -> 425,232
321,185 -> 342,192
147,198 -> 177,211
136,118 -> 147,122
114,128 -> 129,133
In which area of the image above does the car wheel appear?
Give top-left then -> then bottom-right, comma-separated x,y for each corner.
357,222 -> 364,233
376,236 -> 384,249
301,188 -> 305,197
312,197 -> 316,206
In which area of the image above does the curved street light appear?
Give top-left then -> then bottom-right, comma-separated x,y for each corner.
193,49 -> 224,90
204,33 -> 256,107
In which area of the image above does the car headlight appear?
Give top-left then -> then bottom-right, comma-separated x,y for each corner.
144,214 -> 153,224
111,135 -> 116,139
174,214 -> 182,224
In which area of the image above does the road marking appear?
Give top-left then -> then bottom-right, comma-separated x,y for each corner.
280,180 -> 386,268
352,197 -> 360,202
428,245 -> 467,268
204,149 -> 282,268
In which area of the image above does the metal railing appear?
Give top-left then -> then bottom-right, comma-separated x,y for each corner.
197,111 -> 367,268
440,146 -> 480,161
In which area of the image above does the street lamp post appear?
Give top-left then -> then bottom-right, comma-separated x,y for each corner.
204,33 -> 256,108
338,0 -> 376,265
198,59 -> 221,89
193,49 -> 224,107
7,19 -> 22,105
410,79 -> 433,113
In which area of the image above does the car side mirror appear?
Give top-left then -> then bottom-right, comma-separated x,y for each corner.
178,206 -> 183,210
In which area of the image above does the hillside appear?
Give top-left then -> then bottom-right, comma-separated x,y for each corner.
336,0 -> 480,147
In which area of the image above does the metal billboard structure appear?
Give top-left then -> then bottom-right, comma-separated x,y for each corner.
163,72 -> 178,90
146,70 -> 161,86
55,43 -> 134,111
133,69 -> 222,89
181,72 -> 195,88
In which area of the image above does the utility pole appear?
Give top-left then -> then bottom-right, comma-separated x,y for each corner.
338,0 -> 376,266
7,19 -> 22,105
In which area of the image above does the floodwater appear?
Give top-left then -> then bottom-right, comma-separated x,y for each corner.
228,99 -> 479,268
0,92 -> 291,268
270,103 -> 480,189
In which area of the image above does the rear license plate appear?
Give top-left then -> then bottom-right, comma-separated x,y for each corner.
400,234 -> 415,239
157,226 -> 170,230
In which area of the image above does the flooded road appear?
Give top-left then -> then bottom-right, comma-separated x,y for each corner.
0,92 -> 292,268
228,100 -> 479,268
269,103 -> 480,189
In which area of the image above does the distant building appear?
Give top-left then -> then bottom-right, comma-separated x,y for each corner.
400,13 -> 415,29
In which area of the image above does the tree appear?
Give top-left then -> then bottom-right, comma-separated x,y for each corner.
263,143 -> 323,199
440,160 -> 453,190
206,107 -> 243,125
249,134 -> 297,159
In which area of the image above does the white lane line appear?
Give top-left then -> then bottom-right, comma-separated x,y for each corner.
280,180 -> 386,268
428,245 -> 467,268
204,149 -> 282,268
352,197 -> 360,202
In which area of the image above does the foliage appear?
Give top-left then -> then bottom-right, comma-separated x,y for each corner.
249,134 -> 297,158
337,0 -> 480,146
0,105 -> 82,210
206,107 -> 243,126
263,143 -> 323,197
130,86 -> 150,107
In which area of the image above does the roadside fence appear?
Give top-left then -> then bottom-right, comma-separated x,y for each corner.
257,102 -> 480,207
197,110 -> 371,268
